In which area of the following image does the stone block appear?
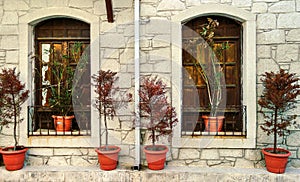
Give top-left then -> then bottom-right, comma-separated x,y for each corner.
287,132 -> 300,146
257,14 -> 276,30
297,0 -> 300,11
269,1 -> 295,13
53,148 -> 88,156
0,25 -> 18,35
114,0 -> 132,8
278,13 -> 300,29
120,48 -> 134,64
277,44 -> 299,62
0,36 -> 18,49
27,156 -> 44,166
1,12 -> 18,25
28,148 -> 54,156
245,149 -> 262,161
46,0 -> 68,7
30,0 -> 47,8
149,48 -> 170,61
100,33 -> 125,48
257,30 -> 285,44
157,0 -> 185,11
257,45 -> 271,58
100,58 -> 120,71
287,29 -> 300,42
141,4 -> 157,17
186,0 -> 201,6
252,3 -> 268,13
69,0 -> 93,8
121,130 -> 135,145
46,156 -> 70,166
71,156 -> 95,166
152,35 -> 170,48
178,149 -> 200,159
234,158 -> 254,168
115,73 -> 132,88
4,0 -> 29,10
200,149 -> 219,160
232,0 -> 251,7
153,60 -> 171,73
6,50 -> 18,64
256,58 -> 279,75
145,18 -> 170,35
219,149 -> 243,157
116,9 -> 133,25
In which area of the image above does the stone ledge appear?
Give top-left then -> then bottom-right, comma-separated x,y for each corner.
1,166 -> 300,182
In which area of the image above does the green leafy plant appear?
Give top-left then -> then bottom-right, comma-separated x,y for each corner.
0,68 -> 29,149
259,69 -> 300,153
139,76 -> 178,147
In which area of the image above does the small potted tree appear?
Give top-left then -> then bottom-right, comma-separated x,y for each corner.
92,70 -> 121,170
0,68 -> 29,171
259,69 -> 300,174
139,76 -> 178,170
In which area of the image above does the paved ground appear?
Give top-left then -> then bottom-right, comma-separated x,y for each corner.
1,166 -> 300,181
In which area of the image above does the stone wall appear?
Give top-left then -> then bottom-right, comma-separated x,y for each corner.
0,0 -> 300,170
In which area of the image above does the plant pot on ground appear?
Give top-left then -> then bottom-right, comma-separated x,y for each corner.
0,68 -> 29,171
139,76 -> 178,170
92,70 -> 131,170
259,69 -> 300,174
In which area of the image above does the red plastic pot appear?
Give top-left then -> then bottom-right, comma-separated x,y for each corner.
0,146 -> 28,171
52,115 -> 74,131
144,145 -> 168,170
95,146 -> 121,170
202,115 -> 224,132
262,148 -> 291,174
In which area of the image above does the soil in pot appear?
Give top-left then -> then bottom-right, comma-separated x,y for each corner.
0,146 -> 28,171
144,145 -> 169,170
262,148 -> 291,174
95,146 -> 121,170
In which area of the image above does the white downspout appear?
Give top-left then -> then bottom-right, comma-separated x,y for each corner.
133,0 -> 141,170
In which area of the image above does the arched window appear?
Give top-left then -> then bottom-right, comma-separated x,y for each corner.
30,18 -> 91,135
181,16 -> 244,135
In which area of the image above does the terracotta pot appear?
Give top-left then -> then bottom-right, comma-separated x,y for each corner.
52,115 -> 74,131
95,146 -> 121,170
143,145 -> 168,170
262,148 -> 291,174
0,146 -> 28,171
202,115 -> 224,132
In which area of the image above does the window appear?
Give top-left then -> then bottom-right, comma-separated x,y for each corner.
28,18 -> 91,136
181,16 -> 245,136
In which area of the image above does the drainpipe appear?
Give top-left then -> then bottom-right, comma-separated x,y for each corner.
133,0 -> 141,170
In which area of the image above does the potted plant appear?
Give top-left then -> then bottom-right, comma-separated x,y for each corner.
47,43 -> 83,131
92,70 -> 120,170
185,18 -> 229,132
0,68 -> 29,171
259,69 -> 300,174
139,76 -> 178,170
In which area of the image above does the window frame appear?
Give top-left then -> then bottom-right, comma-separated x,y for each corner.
171,4 -> 257,148
19,8 -> 100,147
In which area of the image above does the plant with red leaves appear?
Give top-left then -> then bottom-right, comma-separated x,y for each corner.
139,76 -> 178,147
259,69 -> 300,153
0,68 -> 29,150
92,70 -> 117,149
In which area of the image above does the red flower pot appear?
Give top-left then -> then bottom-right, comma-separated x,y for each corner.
52,115 -> 74,131
262,148 -> 291,174
95,146 -> 121,170
0,146 -> 28,171
144,145 -> 168,170
202,115 -> 224,132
